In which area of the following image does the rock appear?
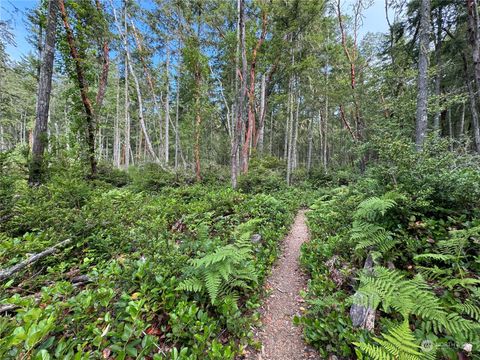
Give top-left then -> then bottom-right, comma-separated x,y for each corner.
251,234 -> 262,244
349,297 -> 375,331
350,253 -> 375,331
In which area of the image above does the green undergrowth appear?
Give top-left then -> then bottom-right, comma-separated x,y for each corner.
299,138 -> 480,359
0,154 -> 316,359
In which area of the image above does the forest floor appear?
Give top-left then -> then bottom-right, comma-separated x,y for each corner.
244,210 -> 319,360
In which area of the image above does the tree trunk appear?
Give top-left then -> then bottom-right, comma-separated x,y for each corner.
124,29 -> 130,168
241,10 -> 267,174
463,53 -> 480,152
433,7 -> 443,132
129,20 -> 166,162
269,109 -> 274,156
110,3 -> 159,163
256,73 -> 266,153
467,0 -> 480,91
292,84 -> 300,170
324,106 -> 329,171
231,0 -> 247,188
307,114 -> 313,172
415,0 -> 431,150
29,0 -> 57,185
94,0 -> 109,110
194,66 -> 202,181
459,102 -> 466,138
59,0 -> 97,176
175,75 -> 180,171
286,74 -> 295,186
114,64 -> 121,168
165,46 -> 170,165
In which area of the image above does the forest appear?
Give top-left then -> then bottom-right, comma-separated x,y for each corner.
0,0 -> 480,359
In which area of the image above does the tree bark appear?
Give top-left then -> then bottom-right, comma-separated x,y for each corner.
463,53 -> 480,152
459,102 -> 466,138
175,75 -> 180,171
286,72 -> 295,185
129,20 -> 165,162
29,0 -> 57,185
292,84 -> 300,170
256,73 -> 266,153
165,46 -> 170,165
241,10 -> 267,174
0,239 -> 71,282
433,7 -> 443,132
58,0 -> 97,176
415,0 -> 431,150
110,2 -> 159,163
467,0 -> 480,92
94,0 -> 109,110
307,113 -> 313,172
114,64 -> 121,168
231,0 -> 247,188
194,66 -> 202,181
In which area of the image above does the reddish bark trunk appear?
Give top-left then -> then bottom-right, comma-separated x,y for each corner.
241,10 -> 267,174
58,0 -> 97,176
339,105 -> 356,141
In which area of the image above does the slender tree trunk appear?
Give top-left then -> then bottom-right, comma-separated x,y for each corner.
231,0 -> 246,188
29,0 -> 57,185
194,67 -> 202,181
110,3 -> 159,163
415,0 -> 431,150
463,53 -> 480,152
165,47 -> 170,165
292,83 -> 300,171
307,113 -> 313,172
460,102 -> 466,138
114,64 -> 121,167
286,73 -> 295,185
433,8 -> 443,132
269,109 -> 274,156
59,0 -> 97,176
94,0 -> 109,110
283,95 -> 290,160
467,0 -> 480,91
448,108 -> 453,150
256,73 -> 266,153
129,20 -> 166,161
175,76 -> 180,171
0,125 -> 4,151
124,39 -> 130,167
127,59 -> 158,162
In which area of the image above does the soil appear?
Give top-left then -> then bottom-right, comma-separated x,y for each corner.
243,210 -> 320,360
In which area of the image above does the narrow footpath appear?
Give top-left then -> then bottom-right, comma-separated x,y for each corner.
244,210 -> 319,360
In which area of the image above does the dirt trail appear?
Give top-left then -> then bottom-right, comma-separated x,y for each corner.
244,210 -> 319,360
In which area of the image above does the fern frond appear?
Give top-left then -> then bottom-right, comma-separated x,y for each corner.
440,277 -> 480,290
354,341 -> 394,360
455,300 -> 480,321
177,220 -> 259,305
176,277 -> 203,292
356,322 -> 425,360
204,271 -> 222,304
416,265 -> 452,281
354,196 -> 396,221
414,254 -> 457,263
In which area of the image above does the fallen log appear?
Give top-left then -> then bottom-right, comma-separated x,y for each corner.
0,239 -> 71,282
0,304 -> 19,314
